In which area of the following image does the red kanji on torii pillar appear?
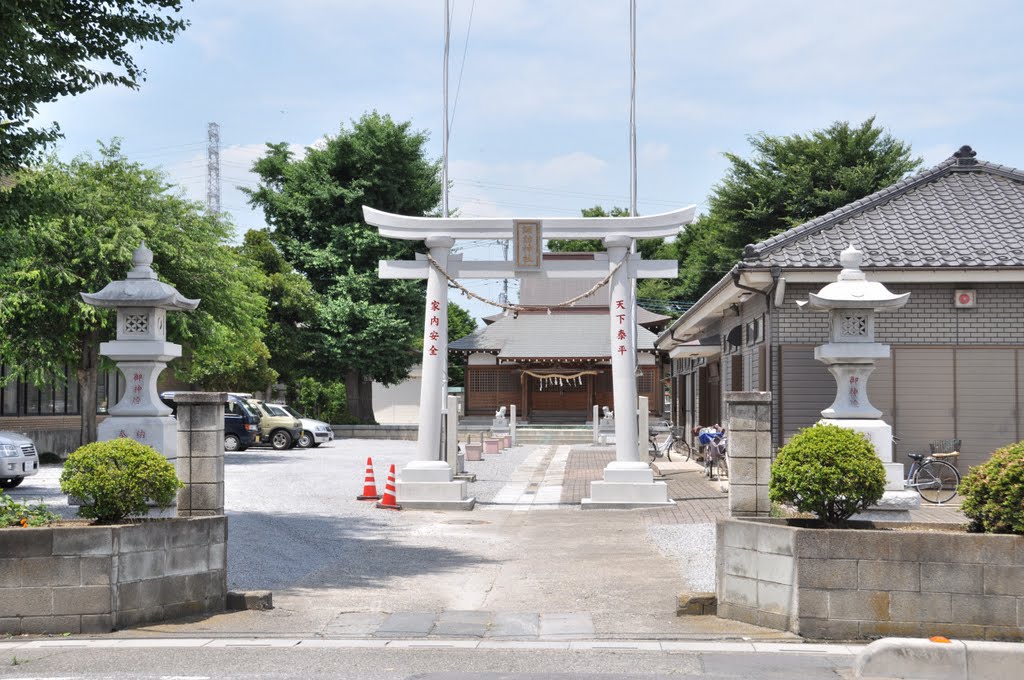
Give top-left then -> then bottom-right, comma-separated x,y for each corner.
365,205 -> 696,509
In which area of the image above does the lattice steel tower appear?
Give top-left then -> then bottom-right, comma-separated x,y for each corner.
206,122 -> 221,214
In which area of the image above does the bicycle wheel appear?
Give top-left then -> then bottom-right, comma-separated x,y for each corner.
673,439 -> 692,462
648,437 -> 660,462
914,460 -> 960,504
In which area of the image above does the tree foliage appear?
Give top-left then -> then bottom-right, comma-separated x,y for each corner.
445,302 -> 477,387
237,229 -> 318,388
671,118 -> 920,300
245,112 -> 442,421
0,1 -> 190,174
0,142 -> 272,441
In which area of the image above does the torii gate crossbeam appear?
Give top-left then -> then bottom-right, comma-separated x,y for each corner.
366,205 -> 696,509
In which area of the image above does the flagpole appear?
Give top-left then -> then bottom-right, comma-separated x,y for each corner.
629,0 -> 640,394
442,0 -> 450,219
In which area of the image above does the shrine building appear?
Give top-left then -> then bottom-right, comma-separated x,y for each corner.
450,253 -> 671,423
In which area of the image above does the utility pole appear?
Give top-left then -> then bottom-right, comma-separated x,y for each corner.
206,122 -> 221,215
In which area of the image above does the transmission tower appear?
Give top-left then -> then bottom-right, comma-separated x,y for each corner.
206,122 -> 221,214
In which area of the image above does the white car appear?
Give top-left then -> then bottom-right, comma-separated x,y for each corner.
271,404 -> 334,448
1,431 -> 40,489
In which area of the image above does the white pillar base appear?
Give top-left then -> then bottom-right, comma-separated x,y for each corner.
581,462 -> 674,508
819,418 -> 894,461
852,489 -> 921,522
883,462 -> 905,491
397,461 -> 476,510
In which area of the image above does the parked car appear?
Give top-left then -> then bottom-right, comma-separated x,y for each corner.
234,395 -> 303,451
1,431 -> 40,489
270,404 -> 334,448
160,392 -> 262,452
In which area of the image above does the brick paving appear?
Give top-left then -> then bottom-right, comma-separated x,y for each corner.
559,444 -> 967,526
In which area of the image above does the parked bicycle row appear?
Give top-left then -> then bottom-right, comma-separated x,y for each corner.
647,425 -> 964,504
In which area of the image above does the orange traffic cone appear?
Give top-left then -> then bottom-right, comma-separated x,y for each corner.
356,457 -> 381,501
375,464 -> 401,510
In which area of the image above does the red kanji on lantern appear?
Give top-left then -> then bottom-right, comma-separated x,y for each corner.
429,345 -> 438,356
429,330 -> 439,340
431,300 -> 441,311
131,396 -> 141,405
615,299 -> 625,309
616,314 -> 626,324
430,316 -> 440,326
118,430 -> 128,438
617,329 -> 627,340
135,429 -> 146,439
133,372 -> 144,382
132,385 -> 142,393
618,345 -> 627,355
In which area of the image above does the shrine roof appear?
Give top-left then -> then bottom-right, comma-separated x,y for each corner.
481,306 -> 670,328
449,312 -> 658,359
739,146 -> 1024,270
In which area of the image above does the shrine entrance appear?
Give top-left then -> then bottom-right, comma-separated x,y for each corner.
365,205 -> 694,509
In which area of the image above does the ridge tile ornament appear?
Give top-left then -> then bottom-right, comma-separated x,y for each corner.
81,242 -> 199,516
797,244 -> 918,519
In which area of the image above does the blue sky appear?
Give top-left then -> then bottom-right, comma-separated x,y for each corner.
33,0 -> 1024,321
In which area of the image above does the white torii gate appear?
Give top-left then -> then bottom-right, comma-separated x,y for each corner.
365,205 -> 696,509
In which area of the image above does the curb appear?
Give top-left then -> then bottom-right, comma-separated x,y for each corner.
854,637 -> 1024,680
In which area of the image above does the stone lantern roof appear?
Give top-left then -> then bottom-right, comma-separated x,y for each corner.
797,244 -> 909,311
80,242 -> 200,311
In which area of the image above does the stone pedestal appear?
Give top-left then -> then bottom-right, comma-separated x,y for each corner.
174,392 -> 226,517
820,418 -> 920,519
397,461 -> 476,510
581,462 -> 673,508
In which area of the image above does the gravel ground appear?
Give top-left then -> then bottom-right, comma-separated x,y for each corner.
647,522 -> 717,592
10,439 -> 716,599
463,442 -> 537,502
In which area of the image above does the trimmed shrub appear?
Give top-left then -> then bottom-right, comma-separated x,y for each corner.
769,423 -> 886,525
60,439 -> 183,524
960,441 -> 1024,535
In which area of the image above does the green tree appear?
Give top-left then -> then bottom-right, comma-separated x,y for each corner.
238,229 -> 318,390
0,1 -> 190,174
245,112 -> 442,422
548,205 -> 665,260
674,118 -> 920,299
0,142 -> 272,443
445,302 -> 477,387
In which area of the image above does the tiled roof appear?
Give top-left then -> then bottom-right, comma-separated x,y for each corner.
740,147 -> 1024,269
449,313 -> 657,359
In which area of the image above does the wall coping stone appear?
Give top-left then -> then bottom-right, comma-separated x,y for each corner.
725,391 -> 772,403
173,392 -> 228,405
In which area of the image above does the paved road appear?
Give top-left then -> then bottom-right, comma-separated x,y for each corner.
0,639 -> 857,679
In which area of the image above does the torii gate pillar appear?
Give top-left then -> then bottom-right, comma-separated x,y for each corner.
402,235 -> 475,510
581,236 -> 671,508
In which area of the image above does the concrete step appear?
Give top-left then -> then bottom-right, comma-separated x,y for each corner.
514,428 -> 596,445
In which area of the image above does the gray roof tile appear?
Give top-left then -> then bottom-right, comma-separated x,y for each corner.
741,150 -> 1024,269
449,313 -> 657,359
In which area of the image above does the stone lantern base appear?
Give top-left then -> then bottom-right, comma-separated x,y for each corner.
820,418 -> 920,521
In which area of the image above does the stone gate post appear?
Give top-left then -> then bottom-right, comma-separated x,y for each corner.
173,392 -> 226,517
725,391 -> 772,517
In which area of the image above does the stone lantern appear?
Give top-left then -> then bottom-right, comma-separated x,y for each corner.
798,244 -> 918,518
81,242 -> 199,465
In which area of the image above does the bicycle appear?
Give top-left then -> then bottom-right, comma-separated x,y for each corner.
703,433 -> 728,480
905,452 -> 961,504
648,425 -> 686,463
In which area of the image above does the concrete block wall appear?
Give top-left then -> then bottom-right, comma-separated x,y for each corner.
724,392 -> 772,517
333,424 -> 418,440
173,392 -> 226,517
0,517 -> 226,634
717,518 -> 1024,640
